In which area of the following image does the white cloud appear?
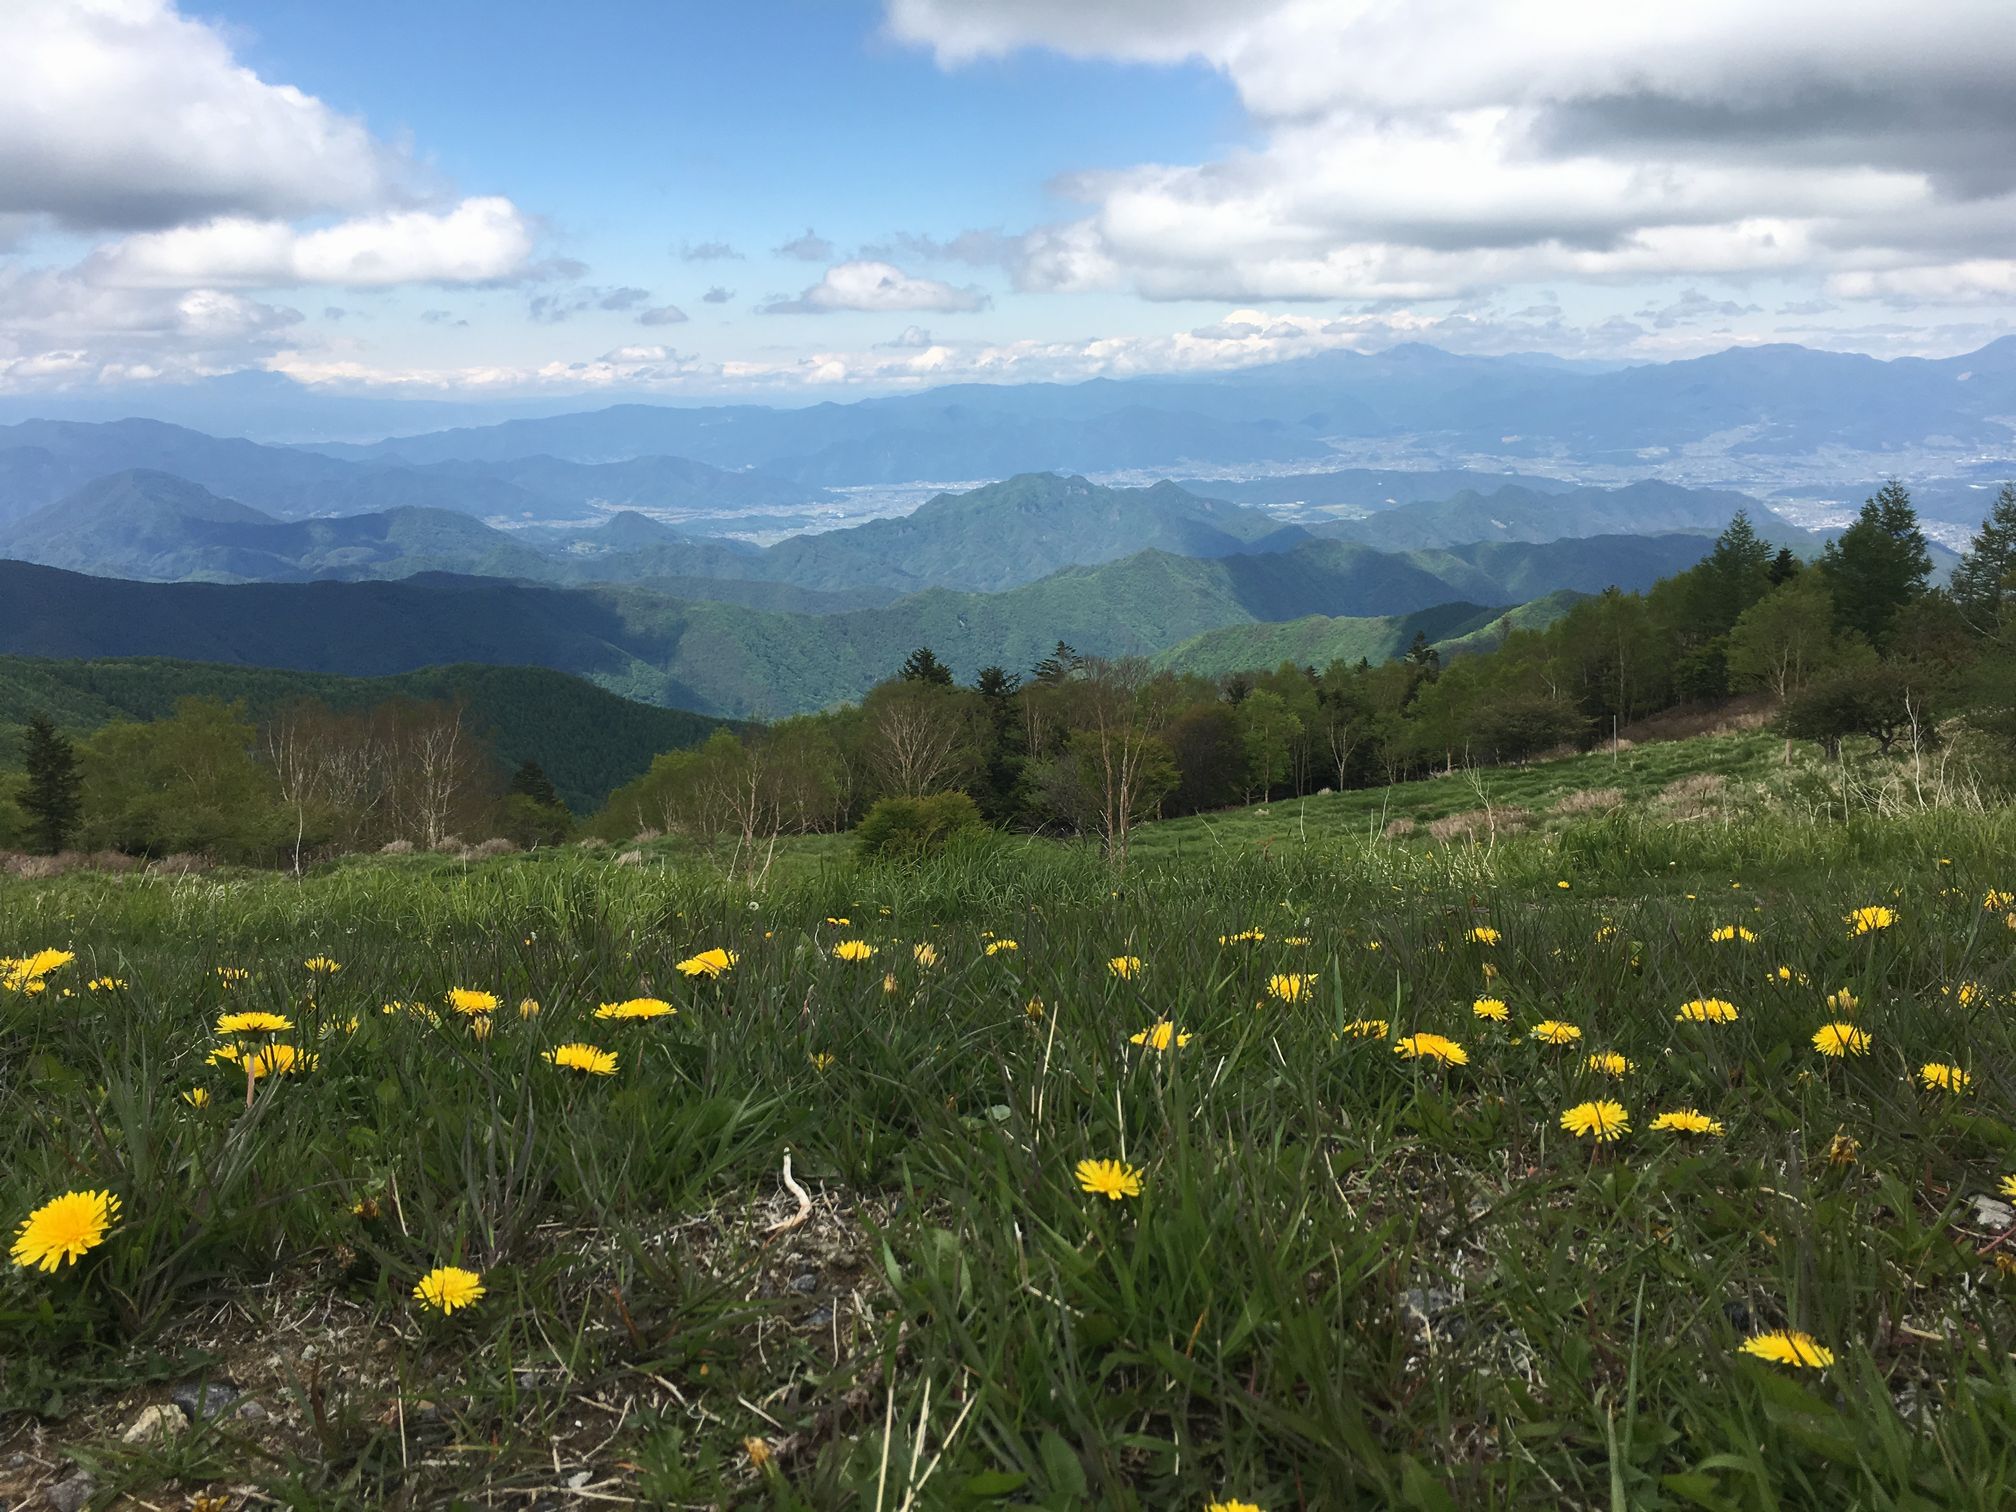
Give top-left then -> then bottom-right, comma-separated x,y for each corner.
762,260 -> 991,314
894,1 -> 2016,307
83,197 -> 536,289
0,0 -> 406,232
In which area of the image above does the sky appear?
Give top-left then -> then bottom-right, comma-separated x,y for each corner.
6,0 -> 2016,401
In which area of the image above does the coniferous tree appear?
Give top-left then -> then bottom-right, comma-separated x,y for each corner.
1818,481 -> 1932,649
1951,481 -> 2016,635
507,759 -> 562,809
20,714 -> 83,855
1767,546 -> 1802,585
899,646 -> 954,686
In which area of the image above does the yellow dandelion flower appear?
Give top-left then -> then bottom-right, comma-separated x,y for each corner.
912,943 -> 940,968
1826,1131 -> 1860,1166
1560,1100 -> 1630,1141
86,976 -> 125,992
10,1190 -> 120,1271
215,1010 -> 291,1035
1586,1051 -> 1634,1078
745,1437 -> 774,1471
545,1042 -> 618,1075
1394,1032 -> 1467,1067
1208,1502 -> 1263,1512
594,997 -> 675,1021
1530,1020 -> 1582,1045
413,1265 -> 485,1315
1824,988 -> 1859,1014
2,949 -> 74,992
180,1087 -> 210,1108
1024,996 -> 1045,1018
1471,997 -> 1510,1022
1129,1020 -> 1193,1052
1918,1062 -> 1972,1093
1846,905 -> 1894,936
675,948 -> 736,978
825,916 -> 851,926
1468,926 -> 1500,945
882,972 -> 899,994
517,997 -> 541,1019
1266,973 -> 1315,1004
1769,965 -> 1807,988
1985,889 -> 2015,911
1108,955 -> 1142,979
984,938 -> 1019,955
1949,981 -> 1986,1008
1075,1158 -> 1144,1200
1740,1331 -> 1834,1368
1282,935 -> 1310,946
1649,1109 -> 1724,1136
1710,924 -> 1758,943
214,966 -> 249,986
1812,1022 -> 1871,1058
1339,1018 -> 1388,1039
1218,929 -> 1266,945
1676,998 -> 1738,1023
303,955 -> 343,974
445,988 -> 499,1016
832,940 -> 876,963
246,1043 -> 314,1077
470,1015 -> 493,1040
809,1051 -> 836,1072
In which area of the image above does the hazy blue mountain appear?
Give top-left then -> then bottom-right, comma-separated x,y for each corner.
1177,468 -> 1574,511
1311,480 -> 1787,550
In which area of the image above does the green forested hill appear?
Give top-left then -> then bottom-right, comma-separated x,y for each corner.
0,657 -> 734,811
1151,601 -> 1525,677
0,529 -> 1712,717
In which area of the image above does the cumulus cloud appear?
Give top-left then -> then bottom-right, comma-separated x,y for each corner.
86,197 -> 537,289
884,325 -> 935,348
774,228 -> 836,262
859,229 -> 1019,266
1634,289 -> 1764,329
761,260 -> 991,314
679,240 -> 743,261
596,286 -> 652,311
0,0 -> 408,233
890,0 -> 2016,307
702,285 -> 735,303
638,304 -> 689,325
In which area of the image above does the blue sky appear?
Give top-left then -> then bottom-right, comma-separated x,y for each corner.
4,0 -> 2016,400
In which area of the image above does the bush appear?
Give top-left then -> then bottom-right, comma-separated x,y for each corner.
854,792 -> 987,862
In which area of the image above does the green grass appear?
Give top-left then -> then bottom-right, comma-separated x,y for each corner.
2,798 -> 2016,1508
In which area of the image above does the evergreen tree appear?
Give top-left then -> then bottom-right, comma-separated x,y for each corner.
1818,481 -> 1932,649
1031,642 -> 1082,684
20,714 -> 83,856
973,665 -> 1021,700
1951,481 -> 2016,634
1767,547 -> 1802,585
507,759 -> 562,808
899,647 -> 954,686
1405,632 -> 1441,671
1695,511 -> 1774,633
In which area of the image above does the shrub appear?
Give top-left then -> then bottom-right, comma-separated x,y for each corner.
1552,787 -> 1626,817
1381,817 -> 1418,840
854,792 -> 987,862
379,839 -> 415,856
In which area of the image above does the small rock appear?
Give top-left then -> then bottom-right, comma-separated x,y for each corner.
804,1305 -> 834,1328
1970,1195 -> 2015,1229
1400,1287 -> 1466,1342
44,1471 -> 95,1512
122,1402 -> 186,1444
234,1399 -> 270,1424
789,1272 -> 819,1294
171,1381 -> 240,1419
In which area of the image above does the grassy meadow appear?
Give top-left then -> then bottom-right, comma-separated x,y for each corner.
3,760 -> 2016,1509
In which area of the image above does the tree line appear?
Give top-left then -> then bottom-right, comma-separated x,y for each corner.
589,481 -> 2016,865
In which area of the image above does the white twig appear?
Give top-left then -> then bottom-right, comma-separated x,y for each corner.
765,1150 -> 812,1234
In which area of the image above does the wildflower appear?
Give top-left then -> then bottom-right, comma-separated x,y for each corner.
215,1010 -> 291,1035
413,1265 -> 485,1315
912,943 -> 940,968
470,1016 -> 492,1040
825,916 -> 851,926
809,1052 -> 836,1072
1999,1174 -> 2016,1200
1339,1018 -> 1388,1039
1468,926 -> 1500,945
445,988 -> 499,1016
1207,1503 -> 1263,1512
10,1190 -> 120,1271
1266,973 -> 1315,1004
207,1045 -> 242,1066
595,997 -> 675,1021
1710,925 -> 1758,943
1676,998 -> 1739,1024
882,972 -> 899,993
214,966 -> 249,986
1825,988 -> 1859,1014
832,940 -> 876,963
1826,1132 -> 1860,1167
303,955 -> 343,974
984,939 -> 1019,955
1560,1101 -> 1630,1142
86,976 -> 125,992
1282,935 -> 1311,946
1740,1331 -> 1834,1368
1918,1062 -> 1972,1094
1,949 -> 74,993
181,1087 -> 210,1108
675,948 -> 736,978
1024,997 -> 1045,1018
1986,889 -> 2015,911
246,1043 -> 314,1077
1075,1158 -> 1144,1201
1812,1023 -> 1871,1058
1556,880 -> 1571,890
1650,1109 -> 1724,1136
1769,965 -> 1807,988
1949,981 -> 1986,1008
545,1043 -> 618,1075
1218,929 -> 1265,945
1846,906 -> 1895,937
1471,997 -> 1510,1023
1130,1020 -> 1193,1052
1530,1020 -> 1582,1046
517,997 -> 541,1019
1108,955 -> 1142,979
1394,1033 -> 1468,1067
745,1437 -> 774,1471
1586,1051 -> 1635,1078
